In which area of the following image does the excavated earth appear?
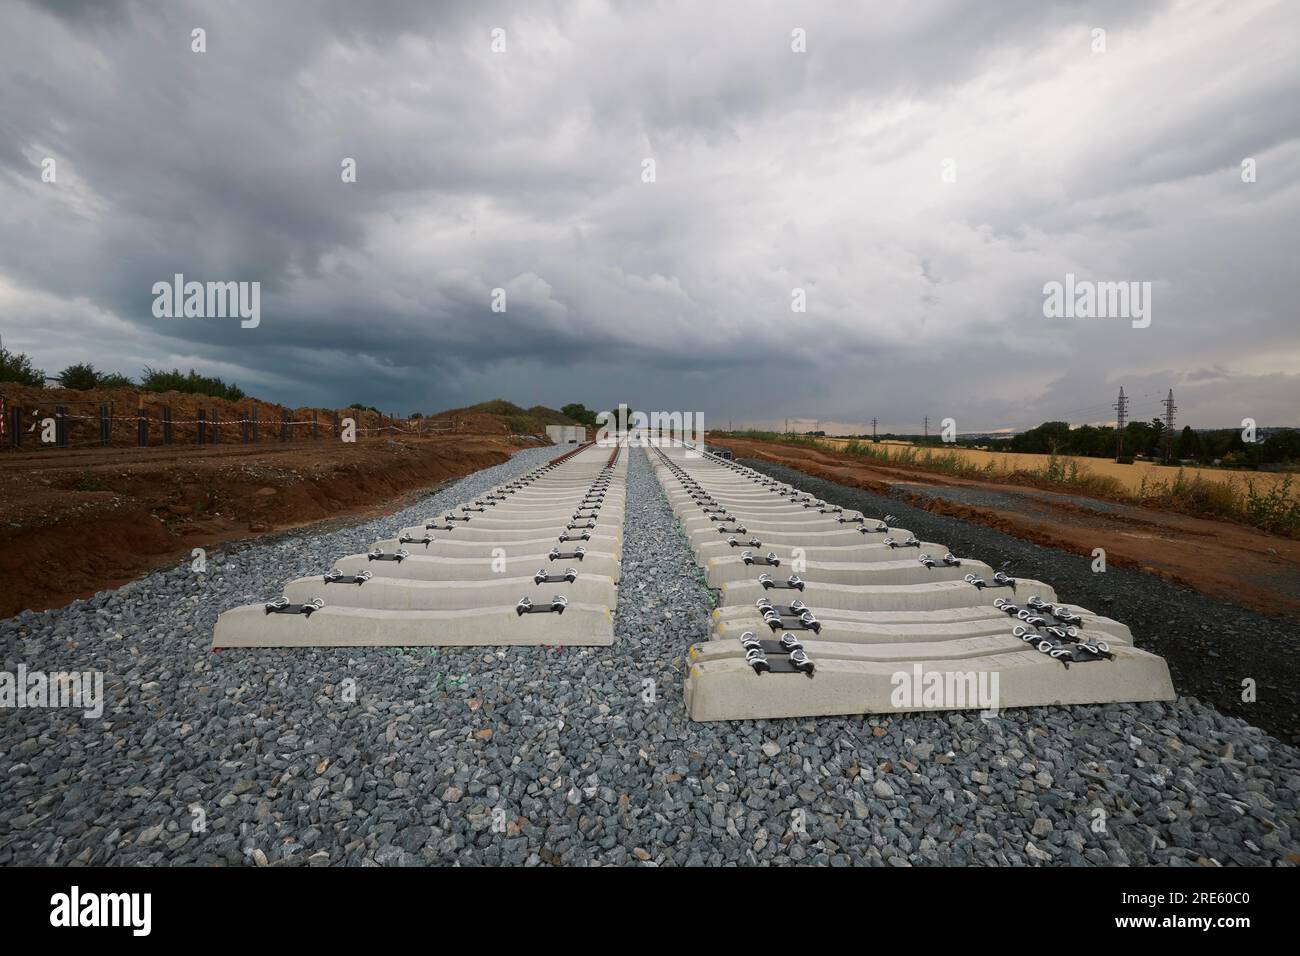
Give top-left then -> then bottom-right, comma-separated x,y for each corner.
0,436 -> 525,618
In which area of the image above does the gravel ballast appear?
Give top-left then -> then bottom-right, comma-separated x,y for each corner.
1,446 -> 1297,866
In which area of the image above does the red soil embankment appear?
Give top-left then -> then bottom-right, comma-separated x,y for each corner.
0,435 -> 523,617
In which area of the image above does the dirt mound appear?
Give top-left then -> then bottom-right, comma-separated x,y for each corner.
1,382 -> 419,450
0,382 -> 582,614
1,386 -> 584,451
0,434 -> 522,617
424,399 -> 580,436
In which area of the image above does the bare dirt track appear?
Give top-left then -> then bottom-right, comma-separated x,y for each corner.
714,437 -> 1300,621
0,435 -> 526,618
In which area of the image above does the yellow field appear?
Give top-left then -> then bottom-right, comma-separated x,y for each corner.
813,437 -> 1299,497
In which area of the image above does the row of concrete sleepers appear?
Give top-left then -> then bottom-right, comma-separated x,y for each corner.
650,443 -> 1176,721
212,442 -> 625,647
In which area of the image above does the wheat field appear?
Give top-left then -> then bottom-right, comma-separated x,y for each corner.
812,437 -> 1299,497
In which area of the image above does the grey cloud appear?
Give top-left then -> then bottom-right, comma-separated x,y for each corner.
1,0 -> 1297,430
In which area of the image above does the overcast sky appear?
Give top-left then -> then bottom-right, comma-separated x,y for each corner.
2,0 -> 1297,432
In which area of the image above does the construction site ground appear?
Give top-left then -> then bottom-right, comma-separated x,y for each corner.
0,435 -> 528,618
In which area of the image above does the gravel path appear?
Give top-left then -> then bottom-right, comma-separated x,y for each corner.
893,482 -> 1130,517
1,447 -> 1297,866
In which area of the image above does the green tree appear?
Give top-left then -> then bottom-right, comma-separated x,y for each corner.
58,362 -> 100,390
1262,429 -> 1300,463
140,366 -> 245,401
0,344 -> 45,386
1069,423 -> 1103,457
1011,421 -> 1071,454
561,403 -> 599,427
96,372 -> 135,389
1148,418 -> 1166,456
1124,420 -> 1156,456
1175,425 -> 1201,460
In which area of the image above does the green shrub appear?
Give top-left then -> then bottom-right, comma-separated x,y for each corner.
1244,475 -> 1300,535
140,366 -> 245,401
561,403 -> 599,427
57,362 -> 100,390
0,345 -> 44,386
1176,475 -> 1243,520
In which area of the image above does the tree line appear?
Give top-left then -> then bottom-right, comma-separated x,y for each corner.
1,344 -> 245,402
968,420 -> 1299,468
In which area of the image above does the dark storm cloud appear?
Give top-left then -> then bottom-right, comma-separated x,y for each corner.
1,0 -> 1298,428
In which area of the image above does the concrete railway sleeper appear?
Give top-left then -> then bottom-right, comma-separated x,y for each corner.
282,571 -> 618,610
369,522 -> 625,545
704,555 -> 993,588
710,601 -> 1135,644
720,576 -> 1051,611
331,548 -> 621,582
692,538 -> 938,564
213,442 -> 625,648
384,529 -> 625,550
684,524 -> 912,550
355,540 -> 622,572
212,602 -> 615,648
650,442 -> 1174,721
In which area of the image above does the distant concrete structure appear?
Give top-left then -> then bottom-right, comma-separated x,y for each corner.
546,424 -> 586,445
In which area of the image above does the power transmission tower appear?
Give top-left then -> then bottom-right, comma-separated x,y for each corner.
1162,389 -> 1177,462
784,418 -> 788,435
871,417 -> 878,441
923,416 -> 929,441
1113,387 -> 1129,460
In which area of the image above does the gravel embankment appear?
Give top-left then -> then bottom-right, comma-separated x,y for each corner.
742,460 -> 1300,746
1,447 -> 1296,866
